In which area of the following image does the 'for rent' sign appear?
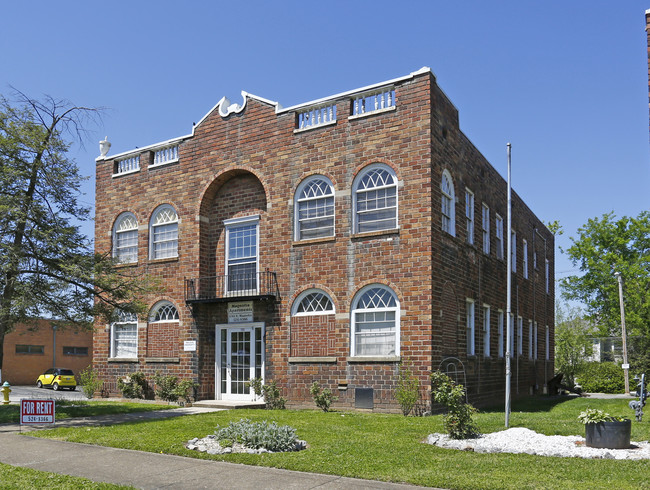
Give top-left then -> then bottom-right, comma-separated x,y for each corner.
20,399 -> 55,424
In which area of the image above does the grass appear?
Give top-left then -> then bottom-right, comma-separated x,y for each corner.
0,399 -> 175,424
0,462 -> 133,489
30,396 -> 650,489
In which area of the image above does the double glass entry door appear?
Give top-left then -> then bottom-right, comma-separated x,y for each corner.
216,324 -> 264,400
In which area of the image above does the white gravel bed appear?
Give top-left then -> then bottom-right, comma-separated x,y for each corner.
186,434 -> 307,455
426,427 -> 650,459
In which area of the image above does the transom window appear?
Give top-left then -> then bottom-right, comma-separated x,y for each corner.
295,176 -> 335,240
292,289 -> 335,316
441,170 -> 455,235
111,310 -> 138,358
149,301 -> 179,322
353,164 -> 398,233
113,213 -> 138,264
351,285 -> 399,356
150,205 -> 178,259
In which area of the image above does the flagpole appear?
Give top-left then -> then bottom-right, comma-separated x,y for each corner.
505,142 -> 512,428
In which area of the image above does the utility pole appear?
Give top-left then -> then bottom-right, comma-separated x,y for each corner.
505,142 -> 512,427
614,271 -> 630,395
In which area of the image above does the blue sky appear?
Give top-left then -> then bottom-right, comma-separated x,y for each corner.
2,1 -> 649,303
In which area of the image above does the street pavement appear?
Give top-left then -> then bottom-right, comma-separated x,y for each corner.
0,390 -> 428,489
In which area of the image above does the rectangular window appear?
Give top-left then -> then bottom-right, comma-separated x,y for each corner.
482,204 -> 490,254
545,259 -> 550,294
466,299 -> 475,356
545,326 -> 550,360
528,320 -> 533,358
517,316 -> 523,356
523,239 -> 529,279
483,305 -> 490,357
496,214 -> 504,259
111,323 -> 137,358
465,189 -> 474,244
534,322 -> 538,360
225,216 -> 259,293
511,230 -> 517,273
63,346 -> 89,356
497,310 -> 504,358
15,344 -> 44,354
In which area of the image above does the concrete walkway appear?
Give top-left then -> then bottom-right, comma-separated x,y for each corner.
0,407 -> 425,489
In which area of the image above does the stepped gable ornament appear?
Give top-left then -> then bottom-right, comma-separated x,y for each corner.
99,136 -> 111,158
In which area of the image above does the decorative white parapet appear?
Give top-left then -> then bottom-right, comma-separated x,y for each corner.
114,155 -> 140,175
296,102 -> 337,132
351,87 -> 396,118
152,144 -> 179,166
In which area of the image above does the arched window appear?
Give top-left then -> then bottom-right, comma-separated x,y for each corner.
111,310 -> 138,358
292,289 -> 335,316
294,176 -> 335,240
353,164 -> 398,233
149,301 -> 179,322
113,213 -> 138,263
150,205 -> 178,259
441,170 -> 455,235
351,285 -> 399,356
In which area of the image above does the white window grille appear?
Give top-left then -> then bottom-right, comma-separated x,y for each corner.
482,204 -> 490,254
523,239 -> 529,279
465,189 -> 474,244
351,88 -> 395,117
115,155 -> 140,175
150,205 -> 178,259
225,216 -> 259,293
466,299 -> 475,356
351,285 -> 399,356
295,176 -> 335,240
353,164 -> 397,233
496,215 -> 504,259
111,310 -> 138,358
296,103 -> 337,131
153,145 -> 179,166
292,290 -> 335,316
113,213 -> 138,263
441,170 -> 455,235
149,301 -> 179,322
483,305 -> 490,358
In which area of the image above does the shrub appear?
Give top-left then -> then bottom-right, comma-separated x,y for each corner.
430,371 -> 479,439
248,377 -> 286,409
577,362 -> 625,394
117,371 -> 149,399
153,372 -> 180,403
79,366 -> 103,399
214,418 -> 297,452
175,379 -> 199,404
394,360 -> 421,416
309,381 -> 338,412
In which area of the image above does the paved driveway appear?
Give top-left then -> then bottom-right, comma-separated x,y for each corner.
4,385 -> 89,403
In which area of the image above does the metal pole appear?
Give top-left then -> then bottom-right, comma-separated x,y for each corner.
505,142 -> 512,427
614,272 -> 630,395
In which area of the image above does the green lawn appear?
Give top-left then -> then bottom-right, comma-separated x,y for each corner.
31,397 -> 650,489
0,399 -> 174,424
0,462 -> 133,489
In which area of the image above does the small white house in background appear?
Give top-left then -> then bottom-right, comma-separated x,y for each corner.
586,337 -> 623,363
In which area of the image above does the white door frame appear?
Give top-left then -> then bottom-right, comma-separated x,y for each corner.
215,322 -> 265,400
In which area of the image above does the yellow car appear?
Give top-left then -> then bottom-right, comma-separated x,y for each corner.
36,368 -> 77,391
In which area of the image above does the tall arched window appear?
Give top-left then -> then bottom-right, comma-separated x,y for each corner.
113,213 -> 138,263
351,284 -> 399,356
149,301 -> 179,322
294,176 -> 335,240
441,170 -> 455,235
150,205 -> 178,259
111,310 -> 138,358
292,289 -> 335,316
353,164 -> 398,233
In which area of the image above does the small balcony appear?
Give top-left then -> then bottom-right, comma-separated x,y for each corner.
184,271 -> 280,304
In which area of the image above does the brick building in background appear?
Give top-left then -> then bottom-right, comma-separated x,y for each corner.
94,68 -> 554,411
2,319 -> 92,385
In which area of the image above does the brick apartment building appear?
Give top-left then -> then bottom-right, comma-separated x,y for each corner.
2,320 -> 92,385
94,67 -> 554,411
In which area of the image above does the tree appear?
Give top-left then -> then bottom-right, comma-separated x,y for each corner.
0,90 -> 151,378
554,302 -> 594,387
561,212 -> 650,339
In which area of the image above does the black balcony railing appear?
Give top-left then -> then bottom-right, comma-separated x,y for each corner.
184,271 -> 280,303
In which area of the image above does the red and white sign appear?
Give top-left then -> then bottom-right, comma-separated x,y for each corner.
20,399 -> 55,424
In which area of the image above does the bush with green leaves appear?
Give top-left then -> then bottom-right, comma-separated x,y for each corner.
578,408 -> 627,424
248,377 -> 286,409
394,360 -> 421,416
577,362 -> 625,394
79,366 -> 103,399
153,372 -> 181,402
309,381 -> 338,412
430,371 -> 479,439
117,371 -> 149,399
214,418 -> 297,452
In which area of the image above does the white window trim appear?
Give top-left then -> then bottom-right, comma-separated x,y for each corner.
534,322 -> 539,360
496,214 -> 504,260
466,299 -> 475,356
352,163 -> 399,234
110,314 -> 138,359
511,230 -> 517,273
148,300 -> 180,323
292,289 -> 335,317
441,170 -> 455,236
112,212 -> 138,264
224,215 -> 260,294
545,325 -> 550,360
465,189 -> 474,245
523,239 -> 529,279
350,284 -> 400,357
149,204 -> 179,260
294,176 -> 335,241
483,304 -> 490,358
517,316 -> 523,356
497,310 -> 504,358
482,203 -> 490,254
528,320 -> 533,359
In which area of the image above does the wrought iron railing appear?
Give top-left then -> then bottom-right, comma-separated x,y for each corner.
184,271 -> 280,303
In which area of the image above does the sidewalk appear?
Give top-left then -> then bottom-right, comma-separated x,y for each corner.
0,408 -> 425,490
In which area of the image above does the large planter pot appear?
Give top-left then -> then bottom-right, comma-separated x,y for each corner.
585,420 -> 631,449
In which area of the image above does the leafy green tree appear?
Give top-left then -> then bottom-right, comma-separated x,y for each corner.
554,302 -> 594,387
0,90 -> 151,379
561,212 -> 650,338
